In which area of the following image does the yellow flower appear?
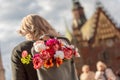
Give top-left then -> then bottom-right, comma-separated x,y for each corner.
21,54 -> 31,64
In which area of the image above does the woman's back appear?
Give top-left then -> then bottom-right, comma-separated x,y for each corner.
37,60 -> 77,80
11,41 -> 38,80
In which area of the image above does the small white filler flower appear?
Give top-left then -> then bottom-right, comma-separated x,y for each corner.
54,51 -> 64,59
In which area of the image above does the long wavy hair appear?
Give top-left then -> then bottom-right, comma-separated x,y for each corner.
18,14 -> 59,40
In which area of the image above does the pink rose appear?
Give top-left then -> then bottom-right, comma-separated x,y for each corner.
46,39 -> 59,46
63,47 -> 73,59
46,39 -> 60,51
33,54 -> 44,69
22,50 -> 28,58
40,50 -> 50,60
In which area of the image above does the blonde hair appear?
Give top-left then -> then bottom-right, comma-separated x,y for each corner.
18,14 -> 59,40
96,61 -> 107,69
82,65 -> 90,72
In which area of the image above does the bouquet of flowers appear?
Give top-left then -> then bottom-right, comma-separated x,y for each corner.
21,37 -> 80,70
21,35 -> 80,80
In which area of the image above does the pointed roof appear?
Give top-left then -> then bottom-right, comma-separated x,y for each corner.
80,4 -> 120,46
94,8 -> 120,39
72,0 -> 83,10
81,14 -> 97,40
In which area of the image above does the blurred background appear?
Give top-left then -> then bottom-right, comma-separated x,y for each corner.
0,0 -> 120,80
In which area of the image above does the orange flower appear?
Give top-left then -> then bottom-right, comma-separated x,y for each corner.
44,59 -> 54,68
60,43 -> 64,47
56,57 -> 63,67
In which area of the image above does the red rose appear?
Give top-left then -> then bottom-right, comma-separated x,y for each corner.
63,47 -> 73,59
33,54 -> 44,69
46,49 -> 55,58
40,50 -> 50,60
53,44 -> 60,51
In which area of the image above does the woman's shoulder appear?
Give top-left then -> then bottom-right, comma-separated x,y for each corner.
14,41 -> 34,50
12,41 -> 34,57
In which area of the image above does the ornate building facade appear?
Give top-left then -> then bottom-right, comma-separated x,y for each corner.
71,0 -> 120,75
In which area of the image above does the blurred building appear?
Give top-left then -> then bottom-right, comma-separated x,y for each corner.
71,0 -> 120,75
0,47 -> 5,80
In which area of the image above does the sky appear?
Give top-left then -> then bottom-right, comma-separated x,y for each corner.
0,0 -> 120,80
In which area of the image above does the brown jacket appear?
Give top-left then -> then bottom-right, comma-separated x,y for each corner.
11,41 -> 38,80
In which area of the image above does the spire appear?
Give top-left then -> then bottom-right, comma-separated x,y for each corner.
72,0 -> 86,29
72,0 -> 82,10
72,0 -> 80,3
95,0 -> 103,9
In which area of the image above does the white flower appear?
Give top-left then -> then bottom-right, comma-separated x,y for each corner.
54,51 -> 64,59
33,41 -> 46,52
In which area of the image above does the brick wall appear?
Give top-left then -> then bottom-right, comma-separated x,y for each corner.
75,42 -> 120,75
